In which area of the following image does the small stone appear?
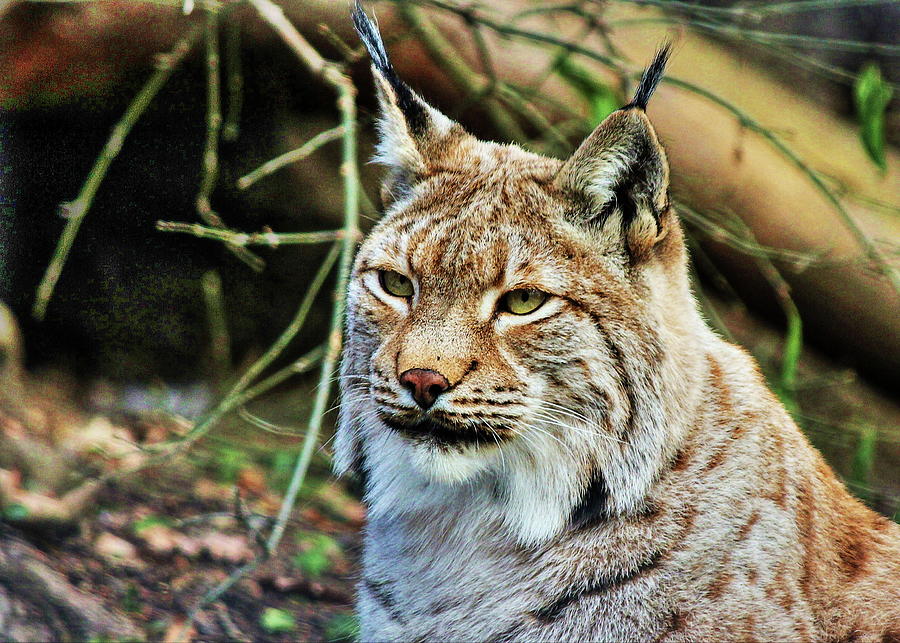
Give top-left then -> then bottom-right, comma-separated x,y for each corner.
95,532 -> 143,568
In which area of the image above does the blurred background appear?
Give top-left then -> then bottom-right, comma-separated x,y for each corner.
0,0 -> 897,640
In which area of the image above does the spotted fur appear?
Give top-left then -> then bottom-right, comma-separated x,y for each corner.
336,5 -> 900,641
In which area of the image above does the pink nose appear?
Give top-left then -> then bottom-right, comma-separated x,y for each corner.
399,368 -> 450,409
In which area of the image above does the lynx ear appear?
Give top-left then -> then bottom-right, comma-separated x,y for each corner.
555,45 -> 673,259
352,2 -> 462,203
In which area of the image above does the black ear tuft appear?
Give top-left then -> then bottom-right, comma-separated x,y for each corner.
626,43 -> 672,111
351,1 -> 428,133
351,1 -> 392,79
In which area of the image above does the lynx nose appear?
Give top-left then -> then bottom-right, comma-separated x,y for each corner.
399,368 -> 450,409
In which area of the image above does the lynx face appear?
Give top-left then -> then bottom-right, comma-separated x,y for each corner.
345,142 -> 668,478
337,6 -> 692,543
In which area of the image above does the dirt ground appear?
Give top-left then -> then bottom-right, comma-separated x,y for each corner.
0,371 -> 363,641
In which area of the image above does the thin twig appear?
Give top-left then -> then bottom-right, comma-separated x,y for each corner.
184,240 -> 341,445
318,22 -> 365,63
97,345 -> 324,489
32,24 -> 202,320
662,76 -> 900,298
238,343 -> 327,407
678,205 -> 820,269
530,14 -> 604,100
156,220 -> 346,245
496,83 -> 574,152
237,125 -> 346,189
741,0 -> 895,17
397,1 -> 528,142
468,19 -> 498,85
722,212 -> 803,402
245,0 -> 362,557
174,1 -> 363,632
32,0 -> 221,6
606,0 -> 895,21
183,559 -> 261,632
238,407 -> 304,436
601,14 -> 900,92
247,0 -> 333,77
201,270 -> 231,381
670,16 -> 900,54
410,0 -> 621,68
198,8 -> 265,271
222,13 -> 244,141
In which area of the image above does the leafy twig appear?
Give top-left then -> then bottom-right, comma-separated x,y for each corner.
663,76 -> 900,299
722,212 -> 803,404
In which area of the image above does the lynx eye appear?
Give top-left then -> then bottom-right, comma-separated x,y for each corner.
378,270 -> 414,298
501,289 -> 548,315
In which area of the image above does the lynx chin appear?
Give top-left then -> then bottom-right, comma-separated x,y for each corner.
335,3 -> 900,641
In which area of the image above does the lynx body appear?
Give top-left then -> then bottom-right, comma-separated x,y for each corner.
335,5 -> 900,641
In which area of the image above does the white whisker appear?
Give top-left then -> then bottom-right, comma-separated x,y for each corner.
537,400 -> 595,424
523,423 -> 578,460
529,410 -> 625,445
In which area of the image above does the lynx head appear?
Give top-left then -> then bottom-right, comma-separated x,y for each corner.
336,4 -> 705,545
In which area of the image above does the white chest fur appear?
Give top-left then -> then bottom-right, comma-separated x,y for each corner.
357,490 -> 679,642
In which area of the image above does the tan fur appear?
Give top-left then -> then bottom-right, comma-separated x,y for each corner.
337,14 -> 900,641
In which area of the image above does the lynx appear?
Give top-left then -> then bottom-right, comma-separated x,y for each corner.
335,4 -> 900,641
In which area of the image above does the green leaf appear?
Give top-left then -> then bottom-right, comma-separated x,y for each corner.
776,307 -> 803,419
555,57 -> 622,125
293,532 -> 341,578
268,449 -> 294,489
325,613 -> 359,642
294,549 -> 330,577
854,64 -> 893,171
130,514 -> 172,535
260,607 -> 296,633
215,445 -> 250,483
2,503 -> 29,521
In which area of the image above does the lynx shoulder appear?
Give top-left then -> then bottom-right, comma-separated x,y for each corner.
335,4 -> 900,641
